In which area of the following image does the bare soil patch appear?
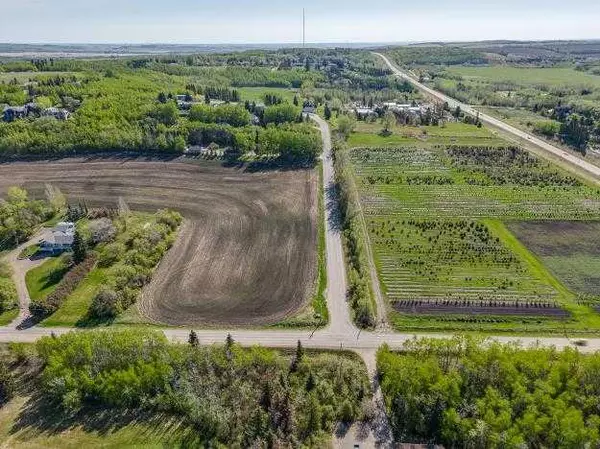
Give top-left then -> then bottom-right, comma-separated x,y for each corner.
0,157 -> 317,326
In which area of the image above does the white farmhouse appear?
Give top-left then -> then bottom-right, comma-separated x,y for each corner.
40,222 -> 75,254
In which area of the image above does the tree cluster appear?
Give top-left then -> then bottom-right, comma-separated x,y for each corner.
91,209 -> 182,318
0,187 -> 54,249
378,337 -> 600,448
36,329 -> 370,447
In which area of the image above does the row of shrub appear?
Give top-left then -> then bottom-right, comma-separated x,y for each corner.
333,139 -> 376,328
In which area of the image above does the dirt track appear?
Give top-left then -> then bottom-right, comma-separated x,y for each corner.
0,158 -> 317,326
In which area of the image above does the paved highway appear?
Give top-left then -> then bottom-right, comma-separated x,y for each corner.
374,52 -> 600,182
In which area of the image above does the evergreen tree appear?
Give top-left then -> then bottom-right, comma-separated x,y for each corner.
306,371 -> 316,391
293,95 -> 299,107
72,229 -> 87,264
291,340 -> 304,372
324,104 -> 331,120
295,340 -> 304,364
226,333 -> 234,360
188,330 -> 199,347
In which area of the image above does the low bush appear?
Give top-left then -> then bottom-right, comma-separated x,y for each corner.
0,358 -> 14,406
0,277 -> 17,313
333,140 -> 376,328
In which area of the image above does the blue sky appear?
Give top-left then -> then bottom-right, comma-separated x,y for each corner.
2,0 -> 599,43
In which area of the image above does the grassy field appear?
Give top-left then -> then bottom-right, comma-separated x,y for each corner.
0,395 -> 186,449
17,244 -> 39,260
348,122 -> 507,148
237,86 -> 298,103
0,309 -> 18,326
346,125 -> 600,333
25,255 -> 69,301
40,268 -> 107,327
0,71 -> 78,83
446,65 -> 600,87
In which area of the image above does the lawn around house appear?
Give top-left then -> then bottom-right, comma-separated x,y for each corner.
25,255 -> 70,302
39,268 -> 107,327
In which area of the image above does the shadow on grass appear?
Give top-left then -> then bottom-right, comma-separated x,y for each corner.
10,392 -> 203,448
38,265 -> 70,293
74,313 -> 115,328
0,151 -> 183,165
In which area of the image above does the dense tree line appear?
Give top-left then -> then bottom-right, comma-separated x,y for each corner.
378,337 -> 600,448
35,330 -> 370,447
0,61 -> 322,162
333,139 -> 376,328
387,46 -> 488,67
0,187 -> 55,249
189,103 -> 251,127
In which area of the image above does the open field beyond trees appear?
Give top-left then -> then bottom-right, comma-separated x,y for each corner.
0,158 -> 318,327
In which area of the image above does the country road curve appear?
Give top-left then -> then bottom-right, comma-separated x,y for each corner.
374,52 -> 600,183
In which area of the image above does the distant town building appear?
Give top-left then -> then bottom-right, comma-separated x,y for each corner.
354,107 -> 377,119
3,104 -> 71,122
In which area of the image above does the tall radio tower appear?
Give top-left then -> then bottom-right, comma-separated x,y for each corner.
302,8 -> 306,48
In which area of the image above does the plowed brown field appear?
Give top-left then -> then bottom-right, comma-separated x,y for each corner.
0,157 -> 317,326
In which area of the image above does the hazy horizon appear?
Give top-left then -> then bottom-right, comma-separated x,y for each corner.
2,0 -> 599,44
